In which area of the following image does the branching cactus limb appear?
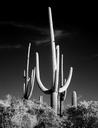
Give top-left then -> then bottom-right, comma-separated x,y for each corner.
28,68 -> 35,99
55,45 -> 60,92
72,91 -> 77,107
23,43 -> 35,100
36,52 -> 51,94
35,46 -> 60,113
59,67 -> 73,93
59,67 -> 73,114
26,43 -> 31,85
23,68 -> 35,100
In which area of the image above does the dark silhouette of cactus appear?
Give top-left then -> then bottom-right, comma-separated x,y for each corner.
23,43 -> 35,100
72,91 -> 77,107
35,7 -> 73,114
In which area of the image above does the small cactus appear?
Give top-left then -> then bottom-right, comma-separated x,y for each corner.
72,91 -> 77,107
39,96 -> 43,107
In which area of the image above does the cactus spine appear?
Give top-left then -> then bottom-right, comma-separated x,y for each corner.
72,91 -> 77,107
35,7 -> 73,114
23,43 -> 35,100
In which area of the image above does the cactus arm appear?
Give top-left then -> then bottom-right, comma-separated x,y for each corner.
61,54 -> 64,87
59,67 -> 73,93
36,52 -> 51,93
24,69 -> 26,78
28,68 -> 35,99
23,83 -> 26,95
23,70 -> 26,92
64,90 -> 67,100
23,83 -> 29,99
26,43 -> 31,85
48,7 -> 56,84
23,69 -> 35,100
55,45 -> 60,92
31,68 -> 35,89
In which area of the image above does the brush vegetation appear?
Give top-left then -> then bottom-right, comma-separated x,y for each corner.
0,95 -> 98,128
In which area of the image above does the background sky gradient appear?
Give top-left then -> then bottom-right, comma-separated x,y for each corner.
0,1 -> 98,106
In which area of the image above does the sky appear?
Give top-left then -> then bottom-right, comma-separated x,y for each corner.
0,1 -> 98,106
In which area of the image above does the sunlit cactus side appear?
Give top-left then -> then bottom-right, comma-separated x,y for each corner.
35,7 -> 73,114
23,43 -> 35,100
72,91 -> 77,107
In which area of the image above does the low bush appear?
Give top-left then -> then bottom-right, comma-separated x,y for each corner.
62,100 -> 98,128
1,95 -> 98,128
0,95 -> 61,128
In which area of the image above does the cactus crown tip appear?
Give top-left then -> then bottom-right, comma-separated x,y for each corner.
36,52 -> 38,55
73,90 -> 77,94
29,43 -> 31,46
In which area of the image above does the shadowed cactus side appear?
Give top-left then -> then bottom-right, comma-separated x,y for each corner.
23,43 -> 35,100
35,7 -> 73,115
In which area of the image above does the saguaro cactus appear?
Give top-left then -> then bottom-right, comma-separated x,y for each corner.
23,43 -> 35,100
35,7 -> 73,114
72,91 -> 77,107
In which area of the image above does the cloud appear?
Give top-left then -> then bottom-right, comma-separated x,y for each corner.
0,21 -> 72,45
0,44 -> 22,49
0,21 -> 48,34
34,29 -> 71,45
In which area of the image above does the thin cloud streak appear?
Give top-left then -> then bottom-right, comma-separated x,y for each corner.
0,21 -> 48,34
0,44 -> 22,49
34,30 -> 71,45
0,21 -> 72,46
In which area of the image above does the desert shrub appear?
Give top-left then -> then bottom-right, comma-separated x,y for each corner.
0,106 -> 14,128
0,95 -> 62,128
31,101 -> 62,128
62,100 -> 98,128
1,94 -> 98,128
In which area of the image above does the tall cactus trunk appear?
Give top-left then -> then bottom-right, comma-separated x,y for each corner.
51,92 -> 58,113
59,90 -> 67,117
60,99 -> 63,117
